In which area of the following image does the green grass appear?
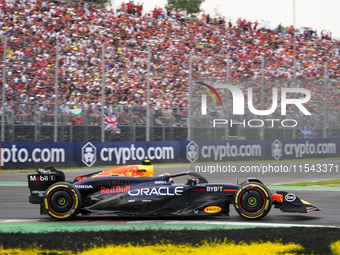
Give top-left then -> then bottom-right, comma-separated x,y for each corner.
190,157 -> 340,165
0,170 -> 34,173
1,157 -> 340,173
270,179 -> 340,187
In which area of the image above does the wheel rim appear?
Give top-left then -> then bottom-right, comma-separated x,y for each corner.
248,196 -> 257,206
49,189 -> 74,215
58,198 -> 66,206
239,188 -> 265,214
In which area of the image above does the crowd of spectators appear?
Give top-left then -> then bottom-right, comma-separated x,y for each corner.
120,1 -> 143,16
0,0 -> 339,129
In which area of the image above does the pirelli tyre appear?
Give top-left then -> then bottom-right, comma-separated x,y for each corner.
43,182 -> 82,220
234,182 -> 272,220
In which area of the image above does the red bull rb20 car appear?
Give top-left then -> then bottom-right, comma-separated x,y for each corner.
28,162 -> 320,220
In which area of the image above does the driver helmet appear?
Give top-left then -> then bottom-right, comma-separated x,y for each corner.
159,173 -> 174,184
186,178 -> 197,186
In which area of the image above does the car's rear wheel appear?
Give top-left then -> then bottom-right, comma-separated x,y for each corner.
43,182 -> 81,220
234,182 -> 272,220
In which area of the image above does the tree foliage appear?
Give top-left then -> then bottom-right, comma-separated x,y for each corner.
167,0 -> 205,16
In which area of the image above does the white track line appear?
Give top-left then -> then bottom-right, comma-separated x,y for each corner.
129,220 -> 338,228
0,219 -> 338,228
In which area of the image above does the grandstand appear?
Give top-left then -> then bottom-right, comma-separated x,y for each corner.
0,0 -> 339,142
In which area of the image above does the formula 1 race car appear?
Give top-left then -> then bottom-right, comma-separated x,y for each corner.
27,161 -> 320,220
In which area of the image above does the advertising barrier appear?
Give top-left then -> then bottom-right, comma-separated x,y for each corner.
186,139 -> 339,163
0,141 -> 187,169
0,139 -> 339,169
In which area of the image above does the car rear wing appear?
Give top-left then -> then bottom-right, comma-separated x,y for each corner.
27,166 -> 65,204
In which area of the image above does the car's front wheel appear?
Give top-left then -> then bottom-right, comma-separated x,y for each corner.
43,182 -> 82,220
233,182 -> 272,220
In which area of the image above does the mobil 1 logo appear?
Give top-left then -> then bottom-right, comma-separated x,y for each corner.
29,175 -> 56,182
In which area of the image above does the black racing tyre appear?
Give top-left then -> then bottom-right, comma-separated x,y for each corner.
233,182 -> 272,220
43,182 -> 82,220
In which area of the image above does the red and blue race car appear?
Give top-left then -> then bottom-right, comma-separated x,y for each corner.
28,161 -> 320,220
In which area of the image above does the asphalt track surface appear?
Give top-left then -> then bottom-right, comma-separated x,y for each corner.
0,160 -> 340,226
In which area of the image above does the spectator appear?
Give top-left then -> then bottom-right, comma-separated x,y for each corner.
0,0 -> 338,129
201,12 -> 207,23
126,0 -> 133,14
288,25 -> 294,35
136,2 -> 143,17
121,1 -> 126,12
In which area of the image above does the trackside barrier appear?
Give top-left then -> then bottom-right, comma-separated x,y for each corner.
0,139 -> 339,169
187,139 -> 339,163
0,141 -> 187,169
